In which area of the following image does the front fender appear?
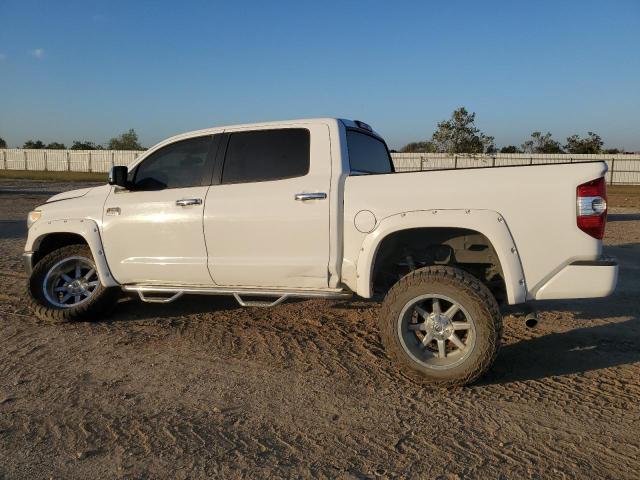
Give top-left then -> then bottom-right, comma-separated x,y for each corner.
26,218 -> 119,288
355,209 -> 527,304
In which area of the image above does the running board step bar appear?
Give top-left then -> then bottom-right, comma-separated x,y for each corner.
233,293 -> 288,308
136,291 -> 184,304
123,285 -> 352,307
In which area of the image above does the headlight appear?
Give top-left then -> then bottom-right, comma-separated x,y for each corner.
27,210 -> 42,228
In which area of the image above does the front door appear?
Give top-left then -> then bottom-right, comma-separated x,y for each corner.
102,135 -> 218,285
204,125 -> 332,288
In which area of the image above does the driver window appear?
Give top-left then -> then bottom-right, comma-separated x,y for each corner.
132,136 -> 212,191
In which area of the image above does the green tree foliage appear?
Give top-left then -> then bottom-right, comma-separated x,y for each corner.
108,129 -> 144,150
400,141 -> 438,153
564,132 -> 603,154
0,137 -> 6,148
23,139 -> 45,149
46,142 -> 66,149
603,148 -> 623,154
500,145 -> 522,153
70,140 -> 103,150
431,107 -> 495,154
521,132 -> 564,154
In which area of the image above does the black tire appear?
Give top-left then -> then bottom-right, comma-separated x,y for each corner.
26,244 -> 120,323
378,265 -> 502,387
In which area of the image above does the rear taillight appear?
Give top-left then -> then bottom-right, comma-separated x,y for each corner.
577,177 -> 607,239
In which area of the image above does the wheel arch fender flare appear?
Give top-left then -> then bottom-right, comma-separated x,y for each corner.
26,218 -> 119,288
355,209 -> 527,304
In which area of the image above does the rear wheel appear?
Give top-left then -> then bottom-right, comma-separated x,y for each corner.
27,244 -> 119,322
379,265 -> 502,387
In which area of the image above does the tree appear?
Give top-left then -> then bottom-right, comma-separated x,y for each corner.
603,148 -> 623,154
23,139 -> 45,149
46,142 -> 66,149
521,132 -> 564,154
564,132 -> 603,154
0,137 -> 6,148
431,107 -> 495,154
400,141 -> 438,153
108,129 -> 144,150
70,140 -> 103,150
500,145 -> 522,153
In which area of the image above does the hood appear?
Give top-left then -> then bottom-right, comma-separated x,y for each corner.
46,187 -> 94,203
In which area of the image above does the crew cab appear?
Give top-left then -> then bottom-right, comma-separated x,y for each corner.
23,118 -> 618,386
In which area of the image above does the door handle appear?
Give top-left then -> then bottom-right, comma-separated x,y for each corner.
294,192 -> 327,201
175,198 -> 203,206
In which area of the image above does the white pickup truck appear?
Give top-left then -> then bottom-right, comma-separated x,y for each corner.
23,118 -> 618,386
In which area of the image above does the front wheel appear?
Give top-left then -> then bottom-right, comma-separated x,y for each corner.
27,244 -> 119,322
378,265 -> 502,387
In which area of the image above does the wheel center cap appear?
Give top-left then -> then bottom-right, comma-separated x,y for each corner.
429,314 -> 453,339
69,280 -> 86,293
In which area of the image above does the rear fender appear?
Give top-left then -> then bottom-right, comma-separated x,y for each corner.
355,209 -> 527,304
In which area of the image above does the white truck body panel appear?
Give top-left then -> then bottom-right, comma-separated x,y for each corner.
203,122 -> 333,288
23,118 -> 617,306
534,262 -> 618,300
24,184 -> 118,287
345,208 -> 527,303
102,185 -> 212,285
342,161 -> 607,302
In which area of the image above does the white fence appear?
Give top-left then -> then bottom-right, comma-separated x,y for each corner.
0,149 -> 142,174
1,149 -> 639,185
392,153 -> 640,185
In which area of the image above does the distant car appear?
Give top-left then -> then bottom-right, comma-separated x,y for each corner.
23,118 -> 617,386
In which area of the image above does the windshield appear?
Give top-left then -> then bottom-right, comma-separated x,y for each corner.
346,130 -> 394,174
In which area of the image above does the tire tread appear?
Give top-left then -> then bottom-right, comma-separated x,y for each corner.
379,265 -> 502,387
26,244 -> 119,323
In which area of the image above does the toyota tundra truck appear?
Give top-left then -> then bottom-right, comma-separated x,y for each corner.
23,118 -> 618,386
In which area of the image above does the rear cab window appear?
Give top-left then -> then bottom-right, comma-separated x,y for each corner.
346,130 -> 394,175
221,128 -> 310,184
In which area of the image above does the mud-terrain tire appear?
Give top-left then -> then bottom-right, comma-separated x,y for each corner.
26,244 -> 119,323
379,265 -> 502,387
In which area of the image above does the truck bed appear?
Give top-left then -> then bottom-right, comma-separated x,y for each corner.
342,161 -> 609,301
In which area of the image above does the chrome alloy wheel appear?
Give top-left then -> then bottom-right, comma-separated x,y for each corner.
42,256 -> 100,308
397,294 -> 476,370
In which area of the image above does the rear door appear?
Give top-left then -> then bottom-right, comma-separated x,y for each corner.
102,135 -> 219,285
204,124 -> 332,288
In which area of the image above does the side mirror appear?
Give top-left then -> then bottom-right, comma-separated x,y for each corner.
108,166 -> 129,188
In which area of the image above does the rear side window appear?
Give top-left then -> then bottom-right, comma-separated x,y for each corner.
222,129 -> 310,184
347,130 -> 393,174
133,136 -> 212,190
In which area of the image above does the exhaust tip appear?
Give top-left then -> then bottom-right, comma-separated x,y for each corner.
524,313 -> 538,328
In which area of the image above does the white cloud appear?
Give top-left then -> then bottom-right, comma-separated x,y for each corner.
30,48 -> 44,59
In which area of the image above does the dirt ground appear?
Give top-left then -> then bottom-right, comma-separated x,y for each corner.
1,179 -> 638,479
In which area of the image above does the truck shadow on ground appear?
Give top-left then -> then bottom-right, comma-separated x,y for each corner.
93,239 -> 639,385
608,213 -> 640,222
109,294 -> 242,321
487,315 -> 639,384
485,286 -> 639,384
106,291 -> 640,387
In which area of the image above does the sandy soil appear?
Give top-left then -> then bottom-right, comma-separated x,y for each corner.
1,179 -> 639,479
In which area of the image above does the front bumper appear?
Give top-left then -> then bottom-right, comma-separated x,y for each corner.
23,252 -> 34,277
534,258 -> 618,300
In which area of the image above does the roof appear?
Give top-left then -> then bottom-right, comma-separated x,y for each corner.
148,117 -> 382,154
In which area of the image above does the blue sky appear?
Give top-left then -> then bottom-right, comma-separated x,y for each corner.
1,0 -> 639,150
